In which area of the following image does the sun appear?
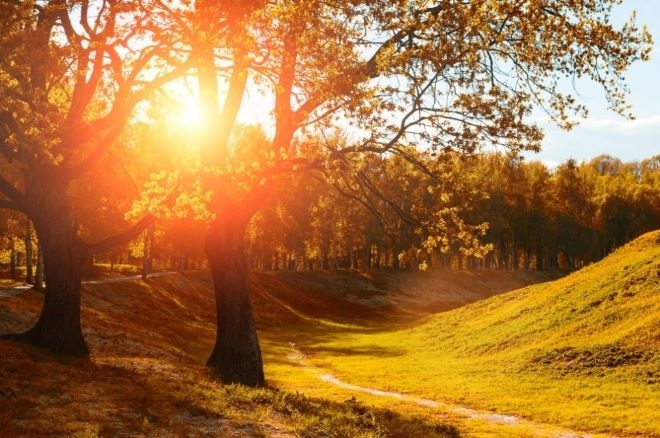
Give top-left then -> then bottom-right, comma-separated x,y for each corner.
160,76 -> 274,143
175,99 -> 203,131
161,88 -> 211,151
157,77 -> 208,138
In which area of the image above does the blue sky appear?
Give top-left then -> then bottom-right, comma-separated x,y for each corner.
525,0 -> 660,167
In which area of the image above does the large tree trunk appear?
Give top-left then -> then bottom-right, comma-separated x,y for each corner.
205,210 -> 264,387
14,204 -> 88,356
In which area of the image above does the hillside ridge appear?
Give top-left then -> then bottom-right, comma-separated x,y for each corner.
293,230 -> 659,437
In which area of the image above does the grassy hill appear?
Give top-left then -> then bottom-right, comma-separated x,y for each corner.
285,231 -> 660,437
0,230 -> 658,437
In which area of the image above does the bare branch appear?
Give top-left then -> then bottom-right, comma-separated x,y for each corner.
87,214 -> 155,255
66,60 -> 193,179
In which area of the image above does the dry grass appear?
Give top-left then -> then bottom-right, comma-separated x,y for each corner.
0,271 -> 462,437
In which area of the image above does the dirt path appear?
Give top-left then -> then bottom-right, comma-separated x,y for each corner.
0,284 -> 33,297
255,273 -> 614,437
0,271 -> 178,298
286,342 -> 614,438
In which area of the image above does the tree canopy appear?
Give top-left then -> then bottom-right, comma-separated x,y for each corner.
151,0 -> 654,252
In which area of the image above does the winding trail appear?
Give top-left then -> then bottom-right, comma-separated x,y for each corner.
285,342 -> 616,438
257,276 -> 619,437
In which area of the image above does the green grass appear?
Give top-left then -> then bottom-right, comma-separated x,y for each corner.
1,231 -> 658,437
276,232 -> 660,437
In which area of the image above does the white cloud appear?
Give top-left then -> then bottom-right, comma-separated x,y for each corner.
531,113 -> 660,133
580,114 -> 660,132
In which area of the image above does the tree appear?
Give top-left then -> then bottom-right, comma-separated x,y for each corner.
0,210 -> 24,279
591,159 -> 660,255
158,0 -> 652,385
551,159 -> 602,268
0,1 -> 186,354
520,161 -> 554,270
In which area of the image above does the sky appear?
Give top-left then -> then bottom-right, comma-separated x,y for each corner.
525,0 -> 660,167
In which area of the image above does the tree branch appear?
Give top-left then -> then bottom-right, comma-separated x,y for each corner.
0,199 -> 24,213
273,32 -> 297,150
67,45 -> 104,125
0,174 -> 26,208
217,52 -> 249,151
64,123 -> 123,180
87,214 -> 155,255
65,60 -> 193,180
354,170 -> 420,227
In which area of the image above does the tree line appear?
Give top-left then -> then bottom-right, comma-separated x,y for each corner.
5,152 -> 659,279
246,153 -> 660,272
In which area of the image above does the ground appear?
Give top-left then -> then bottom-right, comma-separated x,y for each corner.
1,252 -> 656,438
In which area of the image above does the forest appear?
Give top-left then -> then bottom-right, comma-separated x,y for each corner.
248,152 -> 660,272
3,152 -> 660,279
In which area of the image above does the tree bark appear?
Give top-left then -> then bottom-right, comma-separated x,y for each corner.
12,203 -> 88,356
34,245 -> 44,291
205,210 -> 264,387
142,222 -> 154,280
25,218 -> 34,284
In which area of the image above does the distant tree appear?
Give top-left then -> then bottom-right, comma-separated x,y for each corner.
551,159 -> 601,268
24,216 -> 35,284
640,155 -> 660,188
522,161 -> 554,270
499,158 -> 554,270
0,211 -> 22,279
470,154 -> 513,269
590,154 -> 623,176
593,161 -> 660,254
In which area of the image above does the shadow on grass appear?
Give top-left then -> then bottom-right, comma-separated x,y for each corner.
1,271 -> 464,436
1,340 -> 460,438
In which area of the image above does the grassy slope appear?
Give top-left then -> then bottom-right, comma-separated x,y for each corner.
1,231 -> 657,437
292,231 -> 660,437
0,272 -> 460,437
